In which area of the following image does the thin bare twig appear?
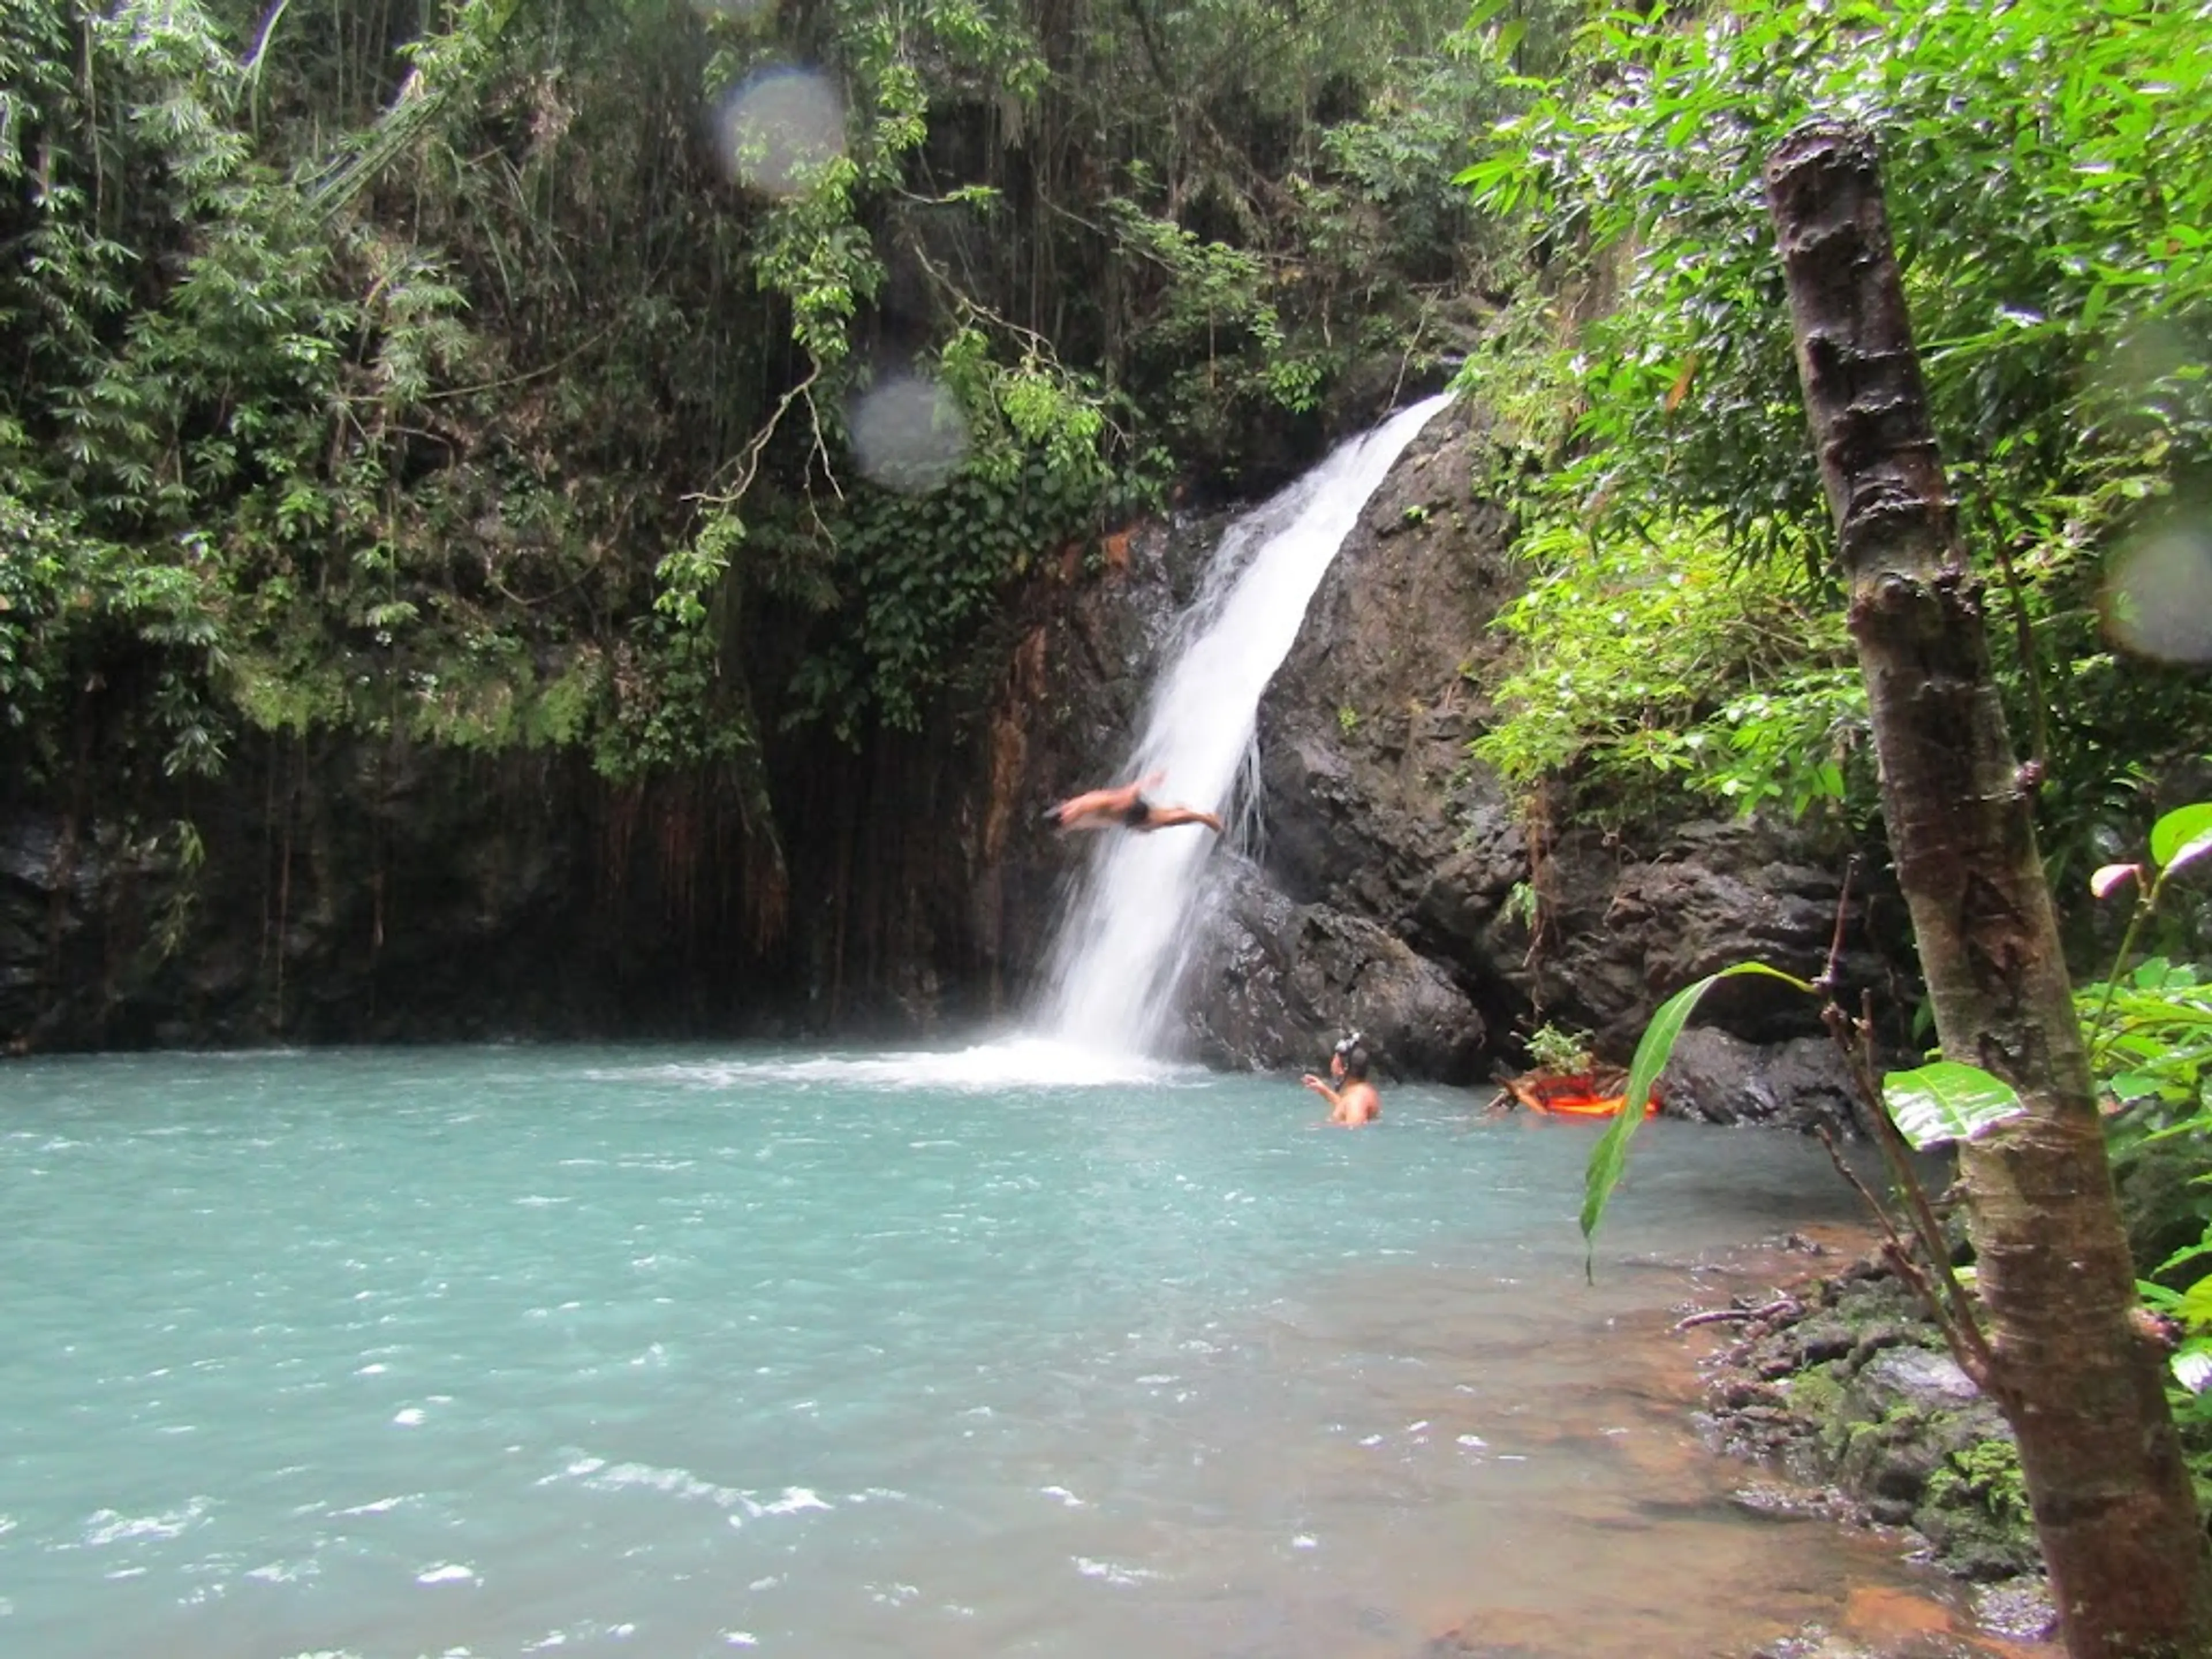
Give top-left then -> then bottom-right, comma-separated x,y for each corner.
1817,1123 -> 1908,1248
1821,993 -> 2000,1391
1675,1297 -> 1801,1332
691,362 -> 834,512
1817,853 -> 1857,997
1812,1121 -> 1981,1371
900,235 -> 1138,457
1988,522 -> 2052,780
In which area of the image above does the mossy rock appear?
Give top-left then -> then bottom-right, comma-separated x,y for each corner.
1706,1262 -> 2039,1583
1920,1436 -> 2038,1580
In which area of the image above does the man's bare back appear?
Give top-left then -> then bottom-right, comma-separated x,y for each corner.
1302,1038 -> 1380,1127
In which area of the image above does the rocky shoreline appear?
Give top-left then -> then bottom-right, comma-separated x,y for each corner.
1688,1235 -> 2058,1656
1411,1220 -> 2059,1659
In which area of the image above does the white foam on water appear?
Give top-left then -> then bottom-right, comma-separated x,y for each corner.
599,1036 -> 1194,1092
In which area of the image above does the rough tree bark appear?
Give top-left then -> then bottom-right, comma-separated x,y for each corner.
1765,120 -> 2212,1659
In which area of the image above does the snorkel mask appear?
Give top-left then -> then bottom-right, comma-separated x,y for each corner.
1332,1031 -> 1365,1060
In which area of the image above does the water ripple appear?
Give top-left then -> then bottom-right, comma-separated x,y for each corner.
1,1043 -> 1896,1659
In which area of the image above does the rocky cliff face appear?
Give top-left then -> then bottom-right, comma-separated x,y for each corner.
2,396 -> 1909,1123
0,740 -> 804,1050
0,514 -> 1224,1053
1160,399 -> 1906,1113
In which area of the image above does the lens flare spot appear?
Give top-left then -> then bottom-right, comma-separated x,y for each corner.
848,374 -> 969,494
2104,517 -> 2212,665
715,67 -> 845,198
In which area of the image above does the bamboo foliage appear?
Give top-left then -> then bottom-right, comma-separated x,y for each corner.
1,0 -> 1498,955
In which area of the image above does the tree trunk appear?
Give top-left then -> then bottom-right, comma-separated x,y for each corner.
1765,119 -> 2212,1659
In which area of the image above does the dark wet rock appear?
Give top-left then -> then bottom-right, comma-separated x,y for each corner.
1214,397 -> 1913,1084
1971,1579 -> 2058,1642
1525,818 -> 1906,1059
0,813 -> 67,891
1753,1311 -> 1858,1379
1229,401 -> 1526,1070
1,740 -> 764,1051
0,506 -> 1232,1052
1178,861 -> 1487,1079
1858,1349 -> 1980,1408
1749,1621 -> 2055,1659
962,400 -> 1524,1073
1751,1635 -> 1857,1659
1662,1027 -> 1868,1137
1748,1634 -> 2015,1659
2,396 -> 1921,1064
1728,1479 -> 1859,1524
983,430 -> 1960,1087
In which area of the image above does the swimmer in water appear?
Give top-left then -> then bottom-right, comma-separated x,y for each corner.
1041,771 -> 1224,835
1303,1033 -> 1380,1126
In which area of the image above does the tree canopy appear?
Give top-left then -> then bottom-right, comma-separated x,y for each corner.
1459,0 -> 2212,902
0,0 -> 1487,862
3,0 -> 2207,951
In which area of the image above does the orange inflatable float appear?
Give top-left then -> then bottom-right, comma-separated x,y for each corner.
1495,1070 -> 1661,1119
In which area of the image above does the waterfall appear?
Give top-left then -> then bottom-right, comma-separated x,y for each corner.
1034,393 -> 1453,1058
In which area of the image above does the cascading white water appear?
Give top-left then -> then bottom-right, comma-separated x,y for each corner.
1035,393 -> 1453,1058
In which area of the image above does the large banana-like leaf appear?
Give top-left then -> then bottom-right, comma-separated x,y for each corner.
1581,962 -> 1815,1275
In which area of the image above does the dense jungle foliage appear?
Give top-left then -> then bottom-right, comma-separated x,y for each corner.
1,0 -> 2204,949
8,0 -> 2203,922
1457,0 -> 2212,911
1445,0 -> 2212,1527
0,0 -> 1495,935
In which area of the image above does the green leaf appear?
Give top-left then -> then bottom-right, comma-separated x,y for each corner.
2149,803 -> 2212,878
2179,1277 -> 2212,1330
1881,1061 -> 2026,1151
2109,1070 -> 2177,1101
2156,1241 -> 2212,1281
1581,962 -> 1816,1274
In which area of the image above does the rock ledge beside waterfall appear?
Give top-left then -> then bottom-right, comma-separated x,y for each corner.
1156,397 -> 1911,1119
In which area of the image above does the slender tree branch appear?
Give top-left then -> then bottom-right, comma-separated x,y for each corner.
692,362 -> 833,510
1820,991 -> 2000,1391
1816,853 -> 1857,998
1675,1297 -> 1801,1332
1814,1122 -> 1988,1386
1990,529 -> 2051,781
